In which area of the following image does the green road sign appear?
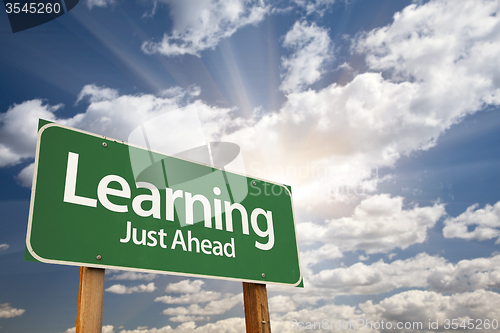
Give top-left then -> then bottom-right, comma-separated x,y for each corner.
26,121 -> 302,286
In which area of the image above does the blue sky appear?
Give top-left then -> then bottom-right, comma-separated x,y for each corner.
1,0 -> 500,332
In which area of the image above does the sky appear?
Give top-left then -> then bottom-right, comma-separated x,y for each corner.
1,0 -> 500,332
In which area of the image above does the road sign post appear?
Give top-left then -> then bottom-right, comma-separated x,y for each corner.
243,282 -> 271,333
76,267 -> 105,333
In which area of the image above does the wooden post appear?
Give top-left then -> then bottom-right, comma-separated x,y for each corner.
76,267 -> 105,333
243,282 -> 271,333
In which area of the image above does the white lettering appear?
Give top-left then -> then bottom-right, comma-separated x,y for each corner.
97,175 -> 130,213
225,202 -> 249,234
214,198 -> 223,230
171,229 -> 187,251
165,188 -> 183,221
120,221 -> 132,243
212,241 -> 223,256
251,209 -> 275,250
188,230 -> 200,253
185,192 -> 211,228
63,152 -> 97,207
132,182 -> 160,219
132,228 -> 146,245
201,239 -> 212,254
158,229 -> 168,249
224,238 -> 235,257
65,153 -> 278,252
147,230 -> 158,247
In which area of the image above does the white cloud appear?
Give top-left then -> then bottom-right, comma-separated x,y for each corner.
269,295 -> 296,313
6,0 -> 500,209
427,255 -> 500,293
357,0 -> 500,104
15,162 -> 34,188
142,0 -> 268,57
76,84 -> 119,103
0,85 -> 232,186
164,279 -> 205,294
3,0 -> 500,204
155,291 -> 221,304
0,244 -> 9,251
297,194 -> 445,254
157,280 -> 238,321
118,318 -> 245,333
292,0 -> 336,16
272,289 -> 500,333
299,243 -> 343,278
162,293 -> 242,317
224,0 -> 500,208
64,325 -> 114,333
109,271 -> 158,281
188,318 -> 245,333
443,201 -> 500,242
169,315 -> 208,323
0,100 -> 60,167
307,252 -> 445,296
0,303 -> 25,318
286,253 -> 500,302
116,322 -> 194,333
280,21 -> 332,93
105,282 -> 156,294
360,289 -> 500,333
86,0 -> 114,10
271,302 -> 367,333
104,327 -> 115,333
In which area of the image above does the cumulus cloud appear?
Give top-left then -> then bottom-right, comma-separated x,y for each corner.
162,293 -> 243,321
155,279 -> 240,322
285,253 -> 500,302
0,244 -> 9,251
169,315 -> 208,323
0,303 -> 25,318
105,282 -> 156,294
0,100 -> 60,167
427,255 -> 500,293
63,325 -> 114,333
85,0 -> 114,10
443,201 -> 500,242
280,21 -> 332,93
6,0 -> 500,207
118,318 -> 245,333
0,84 -> 233,187
269,295 -> 296,313
299,243 -> 343,277
76,84 -> 119,103
224,0 -> 500,207
15,162 -> 34,188
3,0 -> 500,206
272,289 -> 500,333
292,0 -> 336,16
142,0 -> 268,57
357,0 -> 500,100
164,279 -> 205,294
108,271 -> 158,281
271,302 -> 367,332
307,253 -> 445,296
155,291 -> 221,304
361,289 -> 500,333
298,194 -> 445,254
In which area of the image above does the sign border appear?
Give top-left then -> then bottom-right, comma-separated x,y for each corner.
26,121 -> 303,287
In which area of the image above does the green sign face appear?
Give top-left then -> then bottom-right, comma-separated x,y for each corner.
26,122 -> 302,286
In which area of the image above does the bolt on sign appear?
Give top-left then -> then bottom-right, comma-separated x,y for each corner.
25,120 -> 302,286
